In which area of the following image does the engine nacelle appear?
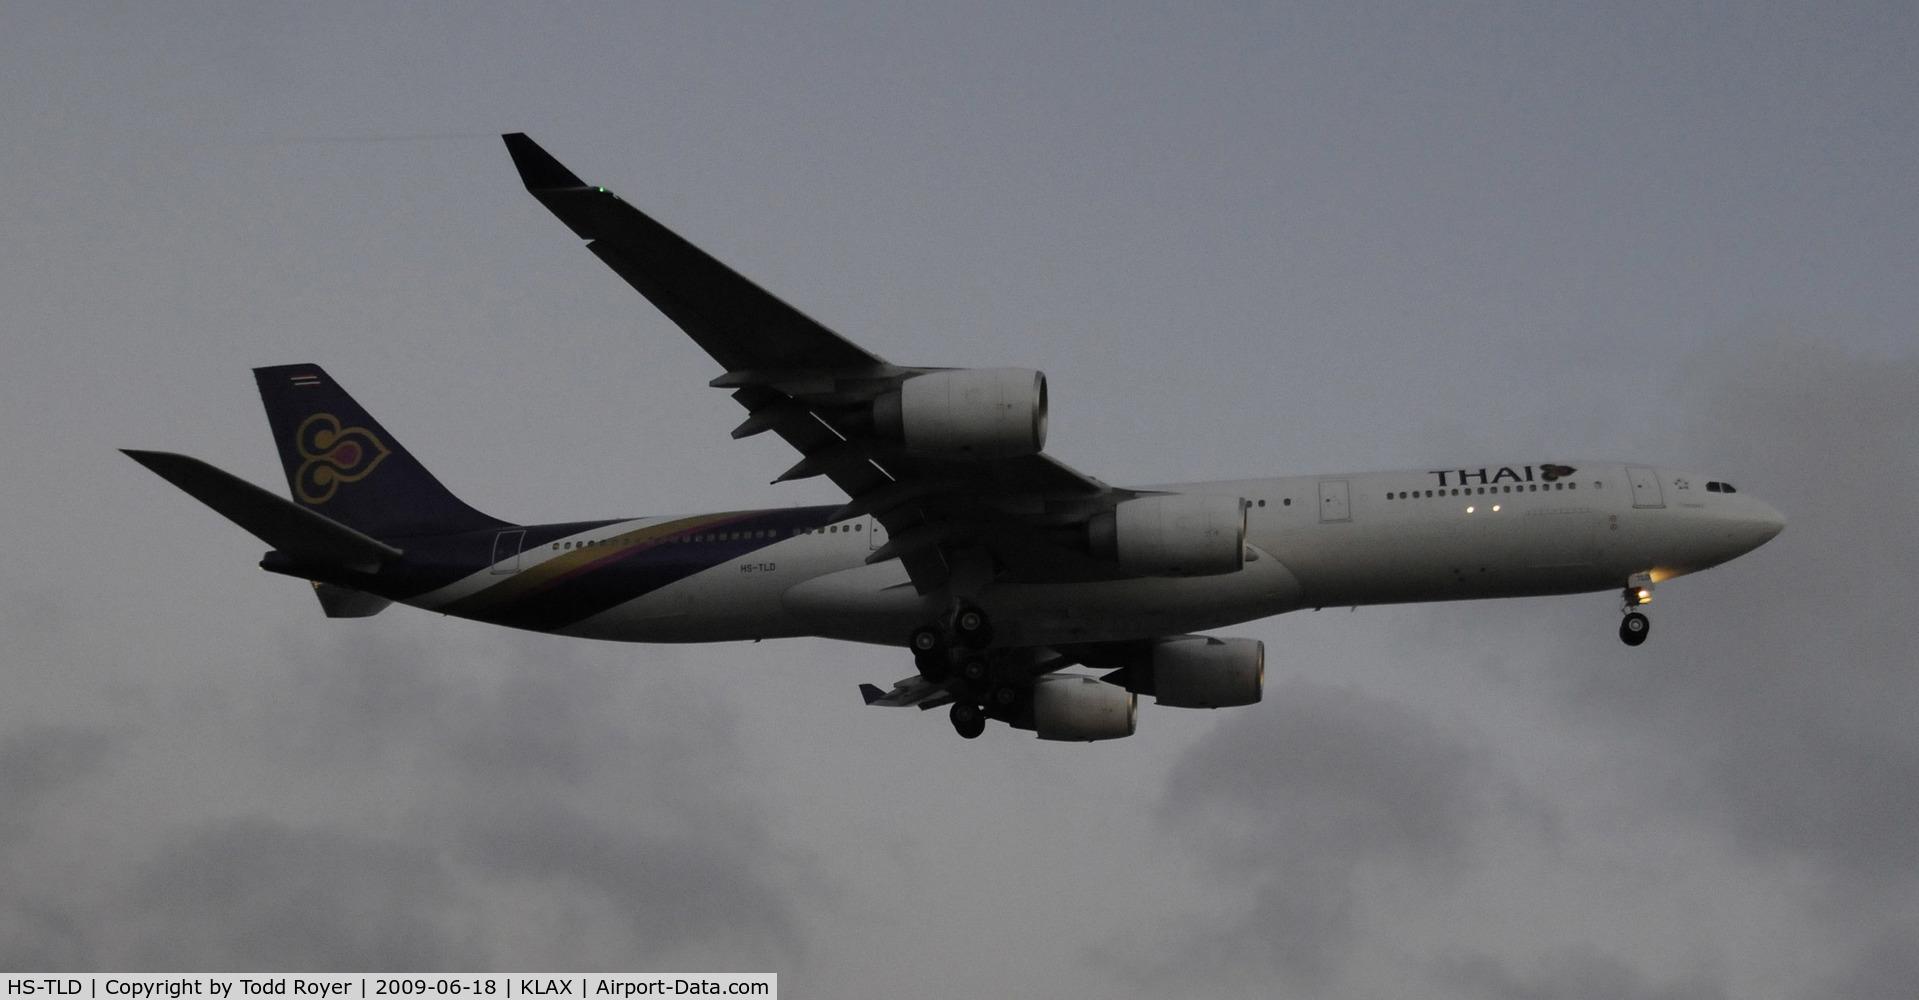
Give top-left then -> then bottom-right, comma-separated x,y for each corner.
1152,636 -> 1264,708
1087,493 -> 1246,576
1032,675 -> 1138,741
873,368 -> 1048,460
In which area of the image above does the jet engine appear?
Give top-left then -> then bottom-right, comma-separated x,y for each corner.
873,368 -> 1048,459
1031,674 -> 1137,741
1087,493 -> 1246,576
1150,636 -> 1264,708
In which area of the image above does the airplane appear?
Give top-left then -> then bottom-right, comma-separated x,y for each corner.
124,133 -> 1787,742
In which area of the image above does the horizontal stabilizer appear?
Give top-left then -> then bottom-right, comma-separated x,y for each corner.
122,450 -> 403,573
860,674 -> 955,710
313,582 -> 392,618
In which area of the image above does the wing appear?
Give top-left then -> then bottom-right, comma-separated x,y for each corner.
506,134 -> 1129,593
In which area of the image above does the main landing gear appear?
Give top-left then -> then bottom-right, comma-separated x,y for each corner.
908,605 -> 1024,739
949,701 -> 987,740
1619,579 -> 1652,646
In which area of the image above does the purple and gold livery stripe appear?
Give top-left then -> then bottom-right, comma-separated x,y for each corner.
433,511 -> 791,631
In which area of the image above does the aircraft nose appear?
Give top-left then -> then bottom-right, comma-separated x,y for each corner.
1754,498 -> 1787,541
1733,497 -> 1786,552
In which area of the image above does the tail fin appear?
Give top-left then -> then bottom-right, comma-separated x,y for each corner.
254,364 -> 506,538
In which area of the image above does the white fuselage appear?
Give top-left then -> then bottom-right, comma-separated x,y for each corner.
404,462 -> 1784,648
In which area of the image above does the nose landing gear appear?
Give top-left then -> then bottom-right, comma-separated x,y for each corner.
1619,611 -> 1649,646
1619,576 -> 1653,646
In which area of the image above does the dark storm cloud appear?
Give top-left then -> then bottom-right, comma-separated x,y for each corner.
1438,947 -> 1729,1000
1131,678 -> 1541,987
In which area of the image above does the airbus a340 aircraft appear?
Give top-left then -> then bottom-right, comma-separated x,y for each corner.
127,134 -> 1786,741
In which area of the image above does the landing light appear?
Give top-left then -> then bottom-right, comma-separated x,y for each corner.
1492,505 -> 1501,512
1466,506 -> 1475,513
1637,588 -> 1652,603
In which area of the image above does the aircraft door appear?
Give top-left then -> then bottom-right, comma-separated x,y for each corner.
490,529 -> 525,574
868,516 -> 888,550
1318,480 -> 1351,523
1627,467 -> 1665,508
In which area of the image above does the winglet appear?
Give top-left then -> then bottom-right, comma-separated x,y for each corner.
859,683 -> 887,706
503,133 -> 588,191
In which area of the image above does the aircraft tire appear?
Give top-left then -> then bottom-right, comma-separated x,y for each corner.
959,657 -> 990,684
954,606 -> 993,649
910,626 -> 943,654
915,648 -> 950,681
987,683 -> 1024,719
950,702 -> 987,739
1620,612 -> 1649,646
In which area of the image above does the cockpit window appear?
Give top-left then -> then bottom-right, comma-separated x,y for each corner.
1706,481 -> 1738,493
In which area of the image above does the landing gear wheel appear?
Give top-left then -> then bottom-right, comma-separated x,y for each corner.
909,626 -> 943,654
1619,611 -> 1649,646
954,605 -> 994,649
909,626 -> 948,679
958,657 -> 990,684
950,702 -> 986,739
915,649 -> 949,682
986,683 -> 1023,719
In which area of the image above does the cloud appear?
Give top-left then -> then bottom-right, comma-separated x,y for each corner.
0,726 -> 116,846
1570,329 -> 1919,880
0,726 -> 116,969
0,900 -> 93,970
1130,678 -> 1540,989
1438,947 -> 1729,1000
0,624 -> 809,969
253,629 -> 811,966
127,817 -> 477,969
1809,922 -> 1919,1000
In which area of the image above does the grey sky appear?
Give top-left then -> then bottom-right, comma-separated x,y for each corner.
2,4 -> 1914,997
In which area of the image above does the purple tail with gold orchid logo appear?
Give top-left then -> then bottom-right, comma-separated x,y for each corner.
254,364 -> 506,539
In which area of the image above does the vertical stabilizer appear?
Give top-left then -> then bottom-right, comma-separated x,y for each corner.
254,365 -> 506,538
